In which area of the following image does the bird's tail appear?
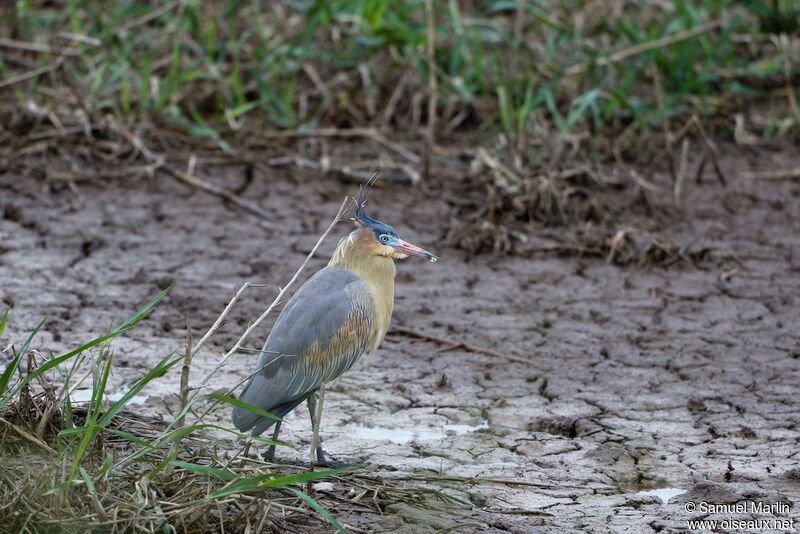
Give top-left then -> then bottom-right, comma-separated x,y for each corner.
232,375 -> 312,436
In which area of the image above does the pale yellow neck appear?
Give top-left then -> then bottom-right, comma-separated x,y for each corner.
329,230 -> 396,352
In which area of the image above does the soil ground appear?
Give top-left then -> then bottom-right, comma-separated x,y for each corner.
1,145 -> 799,533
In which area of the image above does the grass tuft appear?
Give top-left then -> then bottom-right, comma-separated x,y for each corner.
0,290 -> 359,532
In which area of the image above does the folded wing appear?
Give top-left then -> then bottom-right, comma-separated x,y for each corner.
232,267 -> 374,436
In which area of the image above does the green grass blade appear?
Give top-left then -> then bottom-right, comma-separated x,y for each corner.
287,487 -> 347,533
0,307 -> 9,339
171,460 -> 237,481
97,353 -> 181,427
116,287 -> 173,331
260,466 -> 361,488
243,435 -> 290,448
148,448 -> 181,480
97,452 -> 115,478
211,466 -> 359,499
0,316 -> 46,398
79,466 -> 96,495
64,389 -> 74,430
122,423 -> 253,464
44,479 -> 84,496
0,288 -> 171,411
97,427 -> 149,446
69,352 -> 114,481
566,88 -> 601,132
58,424 -> 150,448
496,84 -> 511,134
0,356 -> 21,398
208,393 -> 282,421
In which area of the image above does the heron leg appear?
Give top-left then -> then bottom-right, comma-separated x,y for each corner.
307,389 -> 322,468
307,387 -> 344,468
265,421 -> 282,463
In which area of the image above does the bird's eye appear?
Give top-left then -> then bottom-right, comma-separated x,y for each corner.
379,234 -> 390,243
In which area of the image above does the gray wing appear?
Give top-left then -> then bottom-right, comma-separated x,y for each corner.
232,267 -> 374,435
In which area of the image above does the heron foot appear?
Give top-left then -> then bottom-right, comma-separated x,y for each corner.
265,444 -> 277,463
314,447 -> 350,468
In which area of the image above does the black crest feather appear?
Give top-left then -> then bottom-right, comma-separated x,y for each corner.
353,173 -> 380,227
352,173 -> 397,237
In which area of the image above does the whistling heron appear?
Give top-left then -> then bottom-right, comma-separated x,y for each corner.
232,186 -> 438,466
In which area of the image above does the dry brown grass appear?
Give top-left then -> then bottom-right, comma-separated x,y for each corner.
1,1 -> 798,260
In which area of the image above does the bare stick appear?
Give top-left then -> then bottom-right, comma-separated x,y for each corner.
651,63 -> 674,181
105,120 -> 269,219
191,197 -> 349,392
36,352 -> 85,437
673,138 -> 689,209
690,115 -> 726,186
565,20 -> 721,77
423,0 -> 437,182
381,62 -> 415,128
191,283 -> 253,357
743,168 -> 800,181
111,1 -> 178,37
390,326 -> 536,366
477,147 -> 521,183
0,37 -> 77,56
165,321 -> 194,476
114,197 -> 350,472
254,127 -> 420,165
163,166 -> 270,219
781,34 -> 800,126
107,121 -> 163,164
392,473 -> 617,491
513,0 -> 524,45
0,58 -> 63,89
47,164 -> 160,182
0,418 -> 55,454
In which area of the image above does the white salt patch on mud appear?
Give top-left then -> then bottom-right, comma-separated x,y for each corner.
636,487 -> 685,504
70,388 -> 149,406
353,420 -> 488,444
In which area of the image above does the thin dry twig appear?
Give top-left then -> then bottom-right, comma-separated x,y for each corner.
196,195 -> 349,385
651,63 -> 675,181
0,37 -> 77,56
0,417 -> 56,454
423,0 -> 437,182
102,121 -> 270,219
687,115 -> 727,186
390,326 -> 535,366
565,20 -> 722,76
255,127 -> 420,165
391,473 -> 617,491
111,197 -> 351,472
673,138 -> 690,208
0,57 -> 63,89
162,166 -> 270,219
191,285 -> 253,358
111,1 -> 178,36
743,168 -> 800,180
165,321 -> 194,476
35,354 -> 87,437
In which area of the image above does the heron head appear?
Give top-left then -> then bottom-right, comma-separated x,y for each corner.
353,186 -> 439,262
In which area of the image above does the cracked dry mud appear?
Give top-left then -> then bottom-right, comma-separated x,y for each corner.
2,148 -> 799,533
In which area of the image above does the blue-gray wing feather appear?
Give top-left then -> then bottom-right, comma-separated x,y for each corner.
232,267 -> 373,435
